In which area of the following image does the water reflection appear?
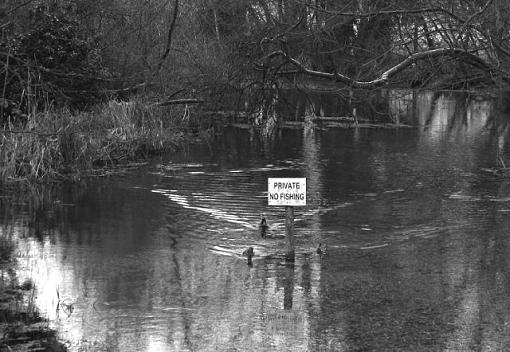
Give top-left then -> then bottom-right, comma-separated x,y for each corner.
3,92 -> 510,351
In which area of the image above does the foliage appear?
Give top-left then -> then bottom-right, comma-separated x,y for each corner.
18,5 -> 106,101
1,3 -> 109,124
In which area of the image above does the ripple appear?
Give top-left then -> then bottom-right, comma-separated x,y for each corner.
360,243 -> 389,250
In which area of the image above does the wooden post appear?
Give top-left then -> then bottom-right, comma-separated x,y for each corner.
285,206 -> 295,262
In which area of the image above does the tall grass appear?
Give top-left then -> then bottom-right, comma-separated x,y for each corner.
0,99 -> 191,182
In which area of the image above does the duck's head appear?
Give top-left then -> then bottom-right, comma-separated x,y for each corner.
317,243 -> 327,255
243,246 -> 254,258
243,247 -> 255,266
260,218 -> 268,237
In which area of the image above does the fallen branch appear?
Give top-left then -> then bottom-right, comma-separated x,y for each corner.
102,82 -> 151,94
157,98 -> 204,106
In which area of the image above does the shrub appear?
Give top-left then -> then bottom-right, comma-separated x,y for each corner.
0,3 -> 110,124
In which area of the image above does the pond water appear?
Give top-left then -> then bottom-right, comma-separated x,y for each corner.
3,92 -> 510,351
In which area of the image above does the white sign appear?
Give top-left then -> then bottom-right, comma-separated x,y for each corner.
268,178 -> 306,206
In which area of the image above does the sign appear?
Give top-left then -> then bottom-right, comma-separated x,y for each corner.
268,178 -> 306,206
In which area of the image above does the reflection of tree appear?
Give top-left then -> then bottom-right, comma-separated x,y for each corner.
282,263 -> 295,310
302,114 -> 323,250
487,110 -> 510,170
167,250 -> 194,350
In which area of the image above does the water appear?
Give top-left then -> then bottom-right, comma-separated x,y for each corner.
3,92 -> 510,351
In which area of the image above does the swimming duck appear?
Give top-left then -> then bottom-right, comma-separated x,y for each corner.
260,217 -> 269,237
317,243 -> 327,256
242,246 -> 255,266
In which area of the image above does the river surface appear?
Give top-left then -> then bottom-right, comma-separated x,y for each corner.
3,92 -> 510,351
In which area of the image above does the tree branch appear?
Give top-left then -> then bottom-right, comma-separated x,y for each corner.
301,4 -> 463,22
5,0 -> 36,17
0,51 -> 121,81
462,0 -> 494,30
263,48 -> 496,88
156,0 -> 179,73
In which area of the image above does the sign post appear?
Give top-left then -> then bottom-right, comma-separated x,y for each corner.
285,206 -> 295,261
268,178 -> 306,262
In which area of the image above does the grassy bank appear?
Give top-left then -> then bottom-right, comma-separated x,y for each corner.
0,99 -> 209,182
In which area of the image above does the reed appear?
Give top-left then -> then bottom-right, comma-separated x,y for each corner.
0,98 -> 191,182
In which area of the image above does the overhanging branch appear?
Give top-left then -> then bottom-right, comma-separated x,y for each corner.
263,48 -> 497,88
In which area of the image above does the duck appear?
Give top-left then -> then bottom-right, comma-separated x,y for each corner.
242,246 -> 255,266
317,243 -> 327,256
260,217 -> 269,237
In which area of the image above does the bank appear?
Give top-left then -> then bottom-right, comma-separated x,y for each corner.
0,98 -> 214,183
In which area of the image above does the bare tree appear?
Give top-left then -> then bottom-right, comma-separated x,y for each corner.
247,0 -> 510,91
